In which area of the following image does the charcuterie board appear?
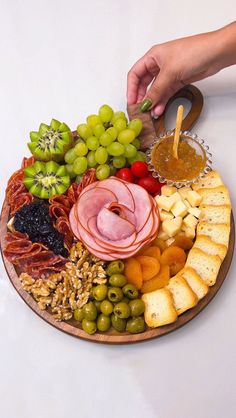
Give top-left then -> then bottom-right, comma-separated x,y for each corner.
0,85 -> 235,344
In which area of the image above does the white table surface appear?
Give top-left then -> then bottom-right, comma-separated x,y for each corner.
0,1 -> 236,418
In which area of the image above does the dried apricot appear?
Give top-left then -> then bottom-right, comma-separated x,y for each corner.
124,257 -> 143,289
160,246 -> 186,276
140,246 -> 161,260
136,255 -> 160,281
151,237 -> 167,252
141,264 -> 170,293
170,234 -> 193,250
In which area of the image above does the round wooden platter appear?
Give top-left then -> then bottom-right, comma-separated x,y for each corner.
0,200 -> 235,344
1,84 -> 235,344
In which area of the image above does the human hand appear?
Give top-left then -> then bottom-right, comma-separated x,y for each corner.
127,23 -> 236,116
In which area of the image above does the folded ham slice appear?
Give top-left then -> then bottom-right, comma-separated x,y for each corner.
69,177 -> 159,260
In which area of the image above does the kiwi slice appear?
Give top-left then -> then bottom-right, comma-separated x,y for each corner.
24,161 -> 71,199
28,119 -> 73,162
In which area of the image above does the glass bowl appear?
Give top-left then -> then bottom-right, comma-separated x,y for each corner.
146,130 -> 212,188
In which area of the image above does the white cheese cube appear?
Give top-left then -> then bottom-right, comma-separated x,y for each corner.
161,185 -> 177,196
181,225 -> 195,239
188,207 -> 201,218
155,195 -> 175,212
178,187 -> 192,200
162,217 -> 182,237
186,190 -> 202,207
158,228 -> 169,241
160,210 -> 174,221
171,200 -> 188,218
184,199 -> 192,208
166,237 -> 175,247
169,192 -> 182,206
183,214 -> 198,229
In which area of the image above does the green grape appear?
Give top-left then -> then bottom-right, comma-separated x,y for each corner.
132,138 -> 141,150
118,129 -> 136,145
106,127 -> 117,141
113,118 -> 127,133
99,132 -> 113,147
111,111 -> 127,125
86,136 -> 99,151
66,164 -> 77,178
73,157 -> 88,174
75,142 -> 88,157
87,151 -> 97,167
107,142 -> 125,157
113,156 -> 126,169
128,151 -> 146,164
98,104 -> 114,123
64,147 -> 78,164
128,118 -> 143,136
87,114 -> 101,128
95,146 -> 108,164
123,144 -> 137,159
96,164 -> 111,180
77,124 -> 92,140
93,124 -> 105,138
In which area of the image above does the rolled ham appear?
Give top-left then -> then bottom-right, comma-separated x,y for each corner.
69,177 -> 159,260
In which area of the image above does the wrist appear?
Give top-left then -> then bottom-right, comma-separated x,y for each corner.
213,22 -> 236,70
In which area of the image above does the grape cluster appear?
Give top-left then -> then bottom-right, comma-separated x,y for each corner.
64,105 -> 146,180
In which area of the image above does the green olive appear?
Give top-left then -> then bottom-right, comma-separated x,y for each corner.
109,273 -> 127,287
108,287 -> 123,303
97,314 -> 111,332
126,317 -> 145,333
111,314 -> 127,332
82,318 -> 97,335
92,284 -> 108,301
113,302 -> 131,319
129,299 -> 145,317
82,301 -> 97,321
106,260 -> 125,276
73,308 -> 84,322
94,300 -> 101,313
122,284 -> 139,299
100,300 -> 113,316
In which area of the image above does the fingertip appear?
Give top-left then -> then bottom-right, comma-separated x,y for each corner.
152,103 -> 165,117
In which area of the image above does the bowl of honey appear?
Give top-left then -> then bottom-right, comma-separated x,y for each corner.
146,130 -> 212,187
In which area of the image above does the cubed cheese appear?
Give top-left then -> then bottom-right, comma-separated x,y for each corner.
181,225 -> 195,239
168,192 -> 182,206
157,228 -> 169,240
166,237 -> 175,246
161,185 -> 177,196
171,200 -> 188,218
183,214 -> 198,229
184,199 -> 192,208
155,195 -> 175,212
160,210 -> 174,221
178,187 -> 192,200
186,190 -> 202,206
162,217 -> 182,237
188,207 -> 201,218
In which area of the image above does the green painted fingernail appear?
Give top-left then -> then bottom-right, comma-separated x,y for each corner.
140,99 -> 152,112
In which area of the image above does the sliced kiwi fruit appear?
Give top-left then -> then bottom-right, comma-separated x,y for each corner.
28,119 -> 73,162
24,161 -> 71,199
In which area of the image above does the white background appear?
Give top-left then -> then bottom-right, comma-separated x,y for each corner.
0,1 -> 236,418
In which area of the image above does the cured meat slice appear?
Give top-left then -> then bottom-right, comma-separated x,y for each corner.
125,182 -> 152,232
96,208 -> 136,240
76,187 -> 117,230
96,177 -> 135,212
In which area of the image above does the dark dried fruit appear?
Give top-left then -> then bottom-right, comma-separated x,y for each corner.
13,201 -> 68,257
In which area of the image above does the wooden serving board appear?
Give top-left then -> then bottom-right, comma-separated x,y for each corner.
0,85 -> 235,344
